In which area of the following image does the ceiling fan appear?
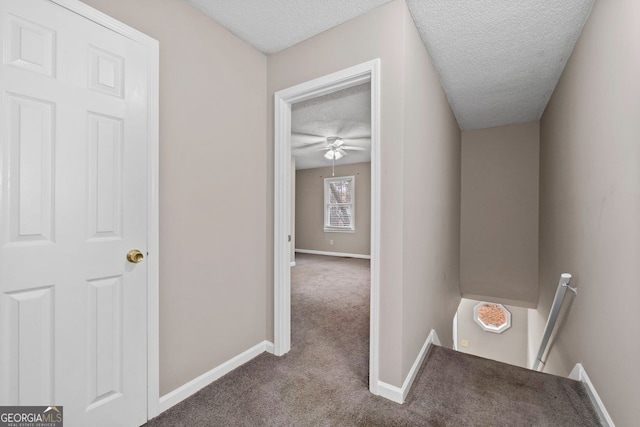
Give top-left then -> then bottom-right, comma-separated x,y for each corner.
292,134 -> 369,176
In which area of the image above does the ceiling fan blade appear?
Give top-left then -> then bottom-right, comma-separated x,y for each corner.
291,133 -> 326,144
292,142 -> 328,154
337,148 -> 348,156
337,122 -> 371,138
341,145 -> 367,151
342,136 -> 371,142
341,139 -> 370,148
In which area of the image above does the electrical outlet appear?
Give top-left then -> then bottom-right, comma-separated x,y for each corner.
461,339 -> 469,347
329,240 -> 333,245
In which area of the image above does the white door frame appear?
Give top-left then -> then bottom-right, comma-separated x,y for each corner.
48,0 -> 160,420
273,59 -> 381,394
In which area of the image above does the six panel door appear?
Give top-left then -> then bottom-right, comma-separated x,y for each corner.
0,1 -> 150,425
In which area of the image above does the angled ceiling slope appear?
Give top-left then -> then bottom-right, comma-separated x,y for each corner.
186,0 -> 595,131
407,0 -> 595,130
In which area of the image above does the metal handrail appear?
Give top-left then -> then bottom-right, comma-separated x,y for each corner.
532,273 -> 577,371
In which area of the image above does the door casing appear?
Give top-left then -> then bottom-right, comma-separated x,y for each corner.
49,0 -> 160,420
273,59 -> 381,394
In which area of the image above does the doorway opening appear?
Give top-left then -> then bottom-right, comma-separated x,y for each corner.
273,59 -> 381,393
290,82 -> 372,391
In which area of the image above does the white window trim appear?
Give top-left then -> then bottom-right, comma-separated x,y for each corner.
324,175 -> 355,232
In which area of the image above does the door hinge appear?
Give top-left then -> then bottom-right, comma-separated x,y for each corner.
287,235 -> 291,242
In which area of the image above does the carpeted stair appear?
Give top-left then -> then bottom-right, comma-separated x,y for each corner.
396,345 -> 602,426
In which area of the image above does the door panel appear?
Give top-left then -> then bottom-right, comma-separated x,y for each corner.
4,285 -> 54,405
5,12 -> 56,77
0,1 -> 150,426
5,93 -> 55,244
87,112 -> 124,241
86,275 -> 123,410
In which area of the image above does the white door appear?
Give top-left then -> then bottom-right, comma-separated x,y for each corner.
0,1 -> 149,426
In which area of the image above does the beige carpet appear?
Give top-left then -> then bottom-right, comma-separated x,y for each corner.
147,253 -> 600,426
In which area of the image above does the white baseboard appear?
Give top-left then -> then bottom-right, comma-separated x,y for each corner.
295,248 -> 371,259
157,340 -> 273,414
265,340 -> 274,354
377,380 -> 404,404
290,261 -> 296,267
377,329 -> 440,404
569,363 -> 614,426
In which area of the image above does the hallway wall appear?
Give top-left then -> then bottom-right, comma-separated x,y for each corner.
400,1 -> 461,383
460,122 -> 539,307
536,0 -> 640,424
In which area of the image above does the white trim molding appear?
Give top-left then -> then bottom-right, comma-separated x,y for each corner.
158,341 -> 273,414
569,363 -> 615,426
377,330 -> 441,404
265,341 -> 275,354
452,311 -> 458,351
295,248 -> 371,259
274,59 -> 381,394
49,0 -> 161,421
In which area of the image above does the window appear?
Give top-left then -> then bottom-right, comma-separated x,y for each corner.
473,302 -> 511,334
324,176 -> 355,232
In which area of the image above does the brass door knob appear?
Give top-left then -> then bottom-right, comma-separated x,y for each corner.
127,249 -> 144,263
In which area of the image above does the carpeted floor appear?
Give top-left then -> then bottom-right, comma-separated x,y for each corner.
147,253 -> 600,426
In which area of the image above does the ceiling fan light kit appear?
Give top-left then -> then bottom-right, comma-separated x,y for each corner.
291,132 -> 370,173
324,149 -> 343,160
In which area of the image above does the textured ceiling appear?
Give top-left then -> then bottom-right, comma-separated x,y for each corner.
186,0 -> 595,131
291,83 -> 371,170
407,0 -> 595,130
185,0 -> 392,54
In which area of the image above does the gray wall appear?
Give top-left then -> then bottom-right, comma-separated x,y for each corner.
400,2 -> 461,381
456,298 -> 528,368
295,163 -> 371,256
82,0 -> 268,396
268,0 -> 461,387
536,0 -> 640,424
460,122 -> 539,307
